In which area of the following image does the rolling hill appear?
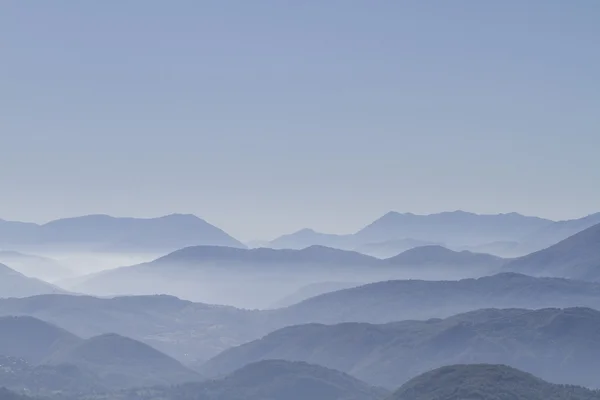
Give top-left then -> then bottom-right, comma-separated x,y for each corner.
97,360 -> 386,400
390,364 -> 600,400
504,222 -> 600,280
203,307 -> 600,389
0,316 -> 81,363
46,333 -> 200,388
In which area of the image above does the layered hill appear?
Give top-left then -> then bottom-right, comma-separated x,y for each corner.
272,273 -> 600,325
99,360 -> 386,400
46,333 -> 200,387
204,307 -> 600,389
69,245 -> 502,307
0,214 -> 244,253
390,364 -> 600,400
504,222 -> 600,280
0,263 -> 67,298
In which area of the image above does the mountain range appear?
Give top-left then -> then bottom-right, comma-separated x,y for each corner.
267,211 -> 600,258
203,307 -> 600,389
68,244 -> 504,307
6,272 -> 600,367
0,251 -> 73,282
0,214 -> 245,253
0,315 -> 200,393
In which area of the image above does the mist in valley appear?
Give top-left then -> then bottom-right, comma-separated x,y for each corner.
2,2 -> 600,400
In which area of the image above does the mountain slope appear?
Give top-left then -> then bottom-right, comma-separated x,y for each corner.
204,307 -> 600,389
103,360 -> 386,400
0,251 -> 73,282
0,263 -> 67,298
46,333 -> 200,388
0,214 -> 244,253
269,229 -> 353,250
354,211 -> 553,247
0,316 -> 81,363
390,364 -> 600,400
504,222 -> 600,279
355,238 -> 442,259
519,212 -> 600,254
69,245 -> 380,308
384,245 -> 503,270
272,273 -> 600,326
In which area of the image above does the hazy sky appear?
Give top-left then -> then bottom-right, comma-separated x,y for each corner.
2,1 -> 599,241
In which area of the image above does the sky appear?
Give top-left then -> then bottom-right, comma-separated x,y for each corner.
1,1 -> 599,241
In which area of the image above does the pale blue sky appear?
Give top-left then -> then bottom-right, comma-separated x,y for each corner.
2,1 -> 599,240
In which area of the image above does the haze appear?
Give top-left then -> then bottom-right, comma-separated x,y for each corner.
2,2 -> 600,400
2,1 -> 600,241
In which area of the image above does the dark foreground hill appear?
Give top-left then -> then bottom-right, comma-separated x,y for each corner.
93,360 -> 386,400
203,307 -> 600,389
0,317 -> 200,393
504,222 -> 600,280
46,333 -> 199,388
390,364 -> 600,400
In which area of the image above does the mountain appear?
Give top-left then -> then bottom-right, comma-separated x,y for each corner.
69,246 -> 381,308
46,333 -> 200,388
354,211 -> 553,247
0,316 -> 81,363
355,238 -> 442,259
0,251 -> 73,282
271,273 -> 600,326
203,307 -> 600,389
0,263 -> 67,298
504,222 -> 600,280
269,281 -> 363,308
0,294 -> 261,364
519,212 -> 600,254
269,229 -> 352,250
390,364 -> 600,400
100,360 -> 386,400
0,214 -> 245,253
384,245 -> 504,271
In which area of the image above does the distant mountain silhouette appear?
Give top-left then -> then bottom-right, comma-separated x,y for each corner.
267,211 -> 555,251
384,245 -> 504,270
46,333 -> 200,388
0,263 -> 67,298
0,214 -> 245,253
204,307 -> 600,389
151,245 -> 379,266
391,364 -> 600,400
0,316 -> 81,363
269,229 -> 352,250
0,251 -> 73,282
518,212 -> 600,254
355,211 -> 553,247
355,238 -> 442,258
69,246 -> 382,308
504,222 -> 600,280
106,360 -> 386,400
